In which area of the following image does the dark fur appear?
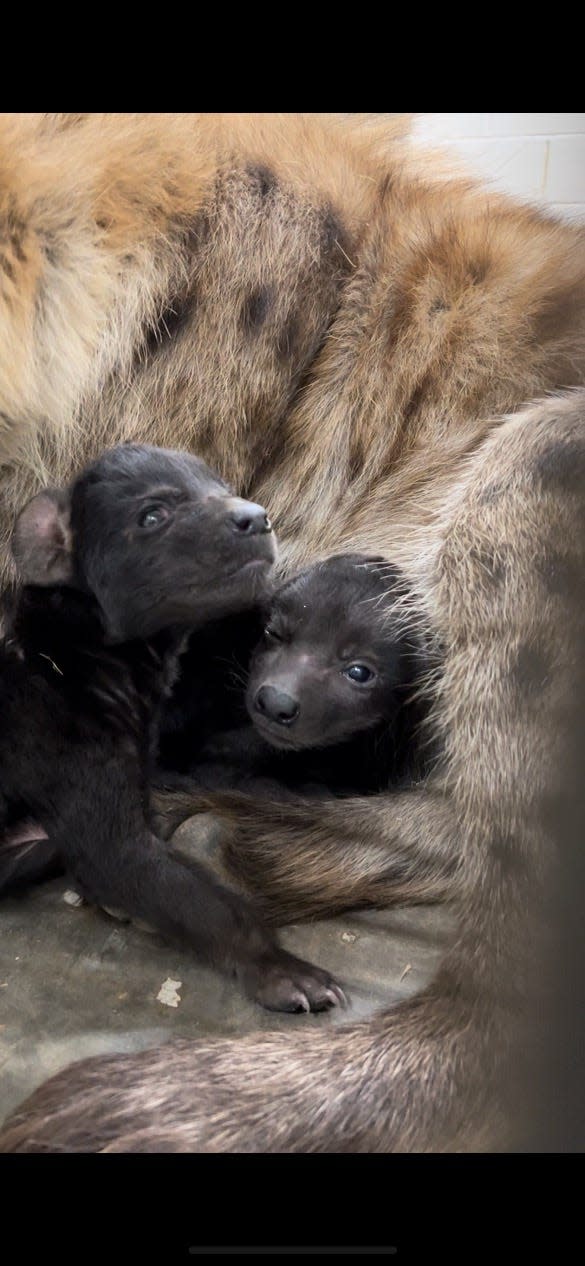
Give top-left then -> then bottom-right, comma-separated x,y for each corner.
0,443 -> 344,1014
158,554 -> 429,802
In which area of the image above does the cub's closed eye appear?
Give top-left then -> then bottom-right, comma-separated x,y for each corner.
344,664 -> 374,683
138,505 -> 170,529
264,626 -> 283,642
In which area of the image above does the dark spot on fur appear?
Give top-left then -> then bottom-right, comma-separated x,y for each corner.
194,416 -> 217,451
277,311 -> 300,360
0,254 -> 14,281
469,545 -> 507,586
534,279 -> 585,343
1,201 -> 27,263
39,220 -> 75,267
41,233 -> 61,268
145,291 -> 197,354
241,286 -> 272,334
477,482 -> 506,506
402,378 -> 430,427
533,438 -> 585,495
9,228 -> 26,264
179,209 -> 211,255
96,217 -> 110,232
469,259 -> 488,286
536,551 -> 583,601
347,437 -> 366,483
490,831 -> 527,875
429,298 -> 448,316
511,642 -> 551,692
321,205 -> 351,262
247,164 -> 277,200
378,173 -> 394,201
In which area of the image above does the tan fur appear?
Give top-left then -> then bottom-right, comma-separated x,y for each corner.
0,114 -> 584,1152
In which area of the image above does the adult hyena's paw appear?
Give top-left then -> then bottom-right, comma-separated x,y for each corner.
243,949 -> 348,1013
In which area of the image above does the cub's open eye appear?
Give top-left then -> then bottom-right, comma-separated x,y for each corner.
264,626 -> 283,642
138,505 -> 170,529
344,664 -> 374,683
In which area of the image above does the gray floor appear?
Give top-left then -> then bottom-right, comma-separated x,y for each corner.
0,820 -> 454,1125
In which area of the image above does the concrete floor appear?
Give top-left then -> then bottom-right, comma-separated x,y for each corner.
0,819 -> 454,1125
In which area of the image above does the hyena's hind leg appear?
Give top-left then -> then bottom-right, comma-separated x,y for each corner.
170,787 -> 462,926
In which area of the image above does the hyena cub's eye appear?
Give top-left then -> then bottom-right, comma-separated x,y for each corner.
264,626 -> 283,642
344,664 -> 374,683
138,505 -> 170,529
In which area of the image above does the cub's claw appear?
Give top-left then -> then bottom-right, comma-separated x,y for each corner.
243,950 -> 348,1013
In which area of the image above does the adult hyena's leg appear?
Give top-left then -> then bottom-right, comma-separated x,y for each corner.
157,786 -> 461,925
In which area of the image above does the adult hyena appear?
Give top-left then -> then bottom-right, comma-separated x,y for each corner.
0,113 -> 584,1151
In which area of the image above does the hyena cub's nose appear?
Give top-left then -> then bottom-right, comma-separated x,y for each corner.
228,499 -> 272,535
255,685 -> 300,725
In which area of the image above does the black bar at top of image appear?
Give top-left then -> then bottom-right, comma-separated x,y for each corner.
188,1250 -> 398,1257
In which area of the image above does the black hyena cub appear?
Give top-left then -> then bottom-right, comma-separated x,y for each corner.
0,444 -> 345,1013
159,554 -> 430,798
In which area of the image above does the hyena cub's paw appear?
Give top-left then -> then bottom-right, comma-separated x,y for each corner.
243,949 -> 348,1013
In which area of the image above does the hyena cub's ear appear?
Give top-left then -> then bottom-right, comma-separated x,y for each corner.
11,489 -> 74,586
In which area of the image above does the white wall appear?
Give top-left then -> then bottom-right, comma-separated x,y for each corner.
413,114 -> 585,221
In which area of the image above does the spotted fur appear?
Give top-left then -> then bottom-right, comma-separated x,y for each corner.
0,114 -> 584,1151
